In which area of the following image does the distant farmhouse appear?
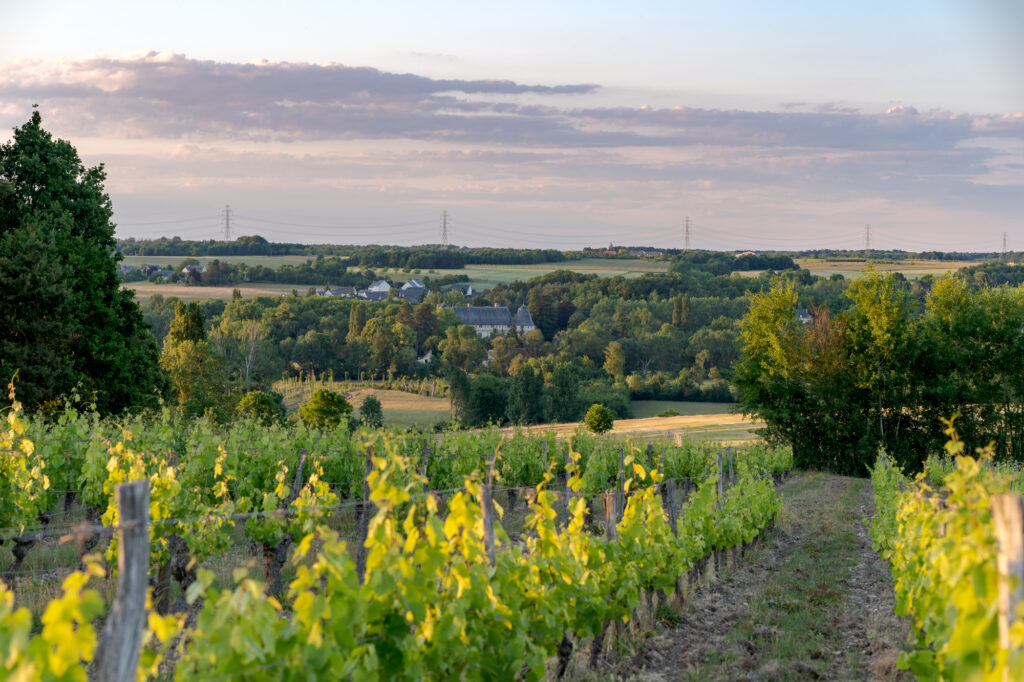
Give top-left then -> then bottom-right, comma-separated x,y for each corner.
450,304 -> 535,338
796,308 -> 813,325
398,279 -> 427,303
317,286 -> 356,298
358,280 -> 392,301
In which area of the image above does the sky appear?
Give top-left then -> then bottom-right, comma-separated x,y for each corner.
1,0 -> 1022,251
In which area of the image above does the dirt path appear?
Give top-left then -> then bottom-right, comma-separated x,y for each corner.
607,473 -> 910,681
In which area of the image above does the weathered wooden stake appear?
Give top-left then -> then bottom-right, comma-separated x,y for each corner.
991,494 -> 1024,665
616,448 -> 626,524
603,490 -> 617,541
483,450 -> 497,564
563,445 -> 573,525
717,450 -> 724,509
421,439 -> 432,494
94,481 -> 149,682
356,445 -> 375,583
728,447 -> 735,485
665,478 -> 678,537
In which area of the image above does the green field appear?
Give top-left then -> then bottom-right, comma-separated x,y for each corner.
795,258 -> 975,280
122,256 -> 670,301
387,257 -> 669,290
630,400 -> 738,418
120,254 -> 327,268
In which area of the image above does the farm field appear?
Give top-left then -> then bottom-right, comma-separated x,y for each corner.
124,281 -> 304,301
119,254 -> 327,268
504,412 -> 762,444
630,400 -> 737,418
391,257 -> 670,290
273,382 -> 761,441
795,258 -> 976,279
122,256 -> 669,300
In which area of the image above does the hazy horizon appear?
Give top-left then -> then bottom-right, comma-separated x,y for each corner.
2,1 -> 1021,252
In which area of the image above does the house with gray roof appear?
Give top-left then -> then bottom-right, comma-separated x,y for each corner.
451,305 -> 514,338
514,305 -> 536,333
449,303 -> 538,338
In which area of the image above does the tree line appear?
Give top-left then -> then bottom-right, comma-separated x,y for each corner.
736,270 -> 1024,475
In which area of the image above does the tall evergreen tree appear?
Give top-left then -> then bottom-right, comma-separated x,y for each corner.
0,110 -> 166,412
506,364 -> 544,424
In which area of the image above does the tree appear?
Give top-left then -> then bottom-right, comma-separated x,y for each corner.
467,374 -> 508,426
546,364 -> 580,423
446,366 -> 472,423
527,288 -> 559,340
603,341 -> 626,377
168,301 -> 206,344
235,390 -> 286,425
584,403 -> 614,434
298,389 -> 352,429
0,110 -> 167,412
347,303 -> 368,342
161,303 -> 231,420
0,227 -> 74,408
359,394 -> 384,429
506,364 -> 544,424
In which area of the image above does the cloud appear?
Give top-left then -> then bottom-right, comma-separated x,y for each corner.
3,52 -> 1021,153
1,53 -> 1022,249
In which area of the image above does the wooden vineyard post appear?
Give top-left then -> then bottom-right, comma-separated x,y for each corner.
356,445 -> 375,583
991,494 -> 1024,667
603,490 -> 617,541
483,450 -> 497,564
717,450 -> 724,509
665,478 -> 678,537
563,445 -> 573,526
728,447 -> 734,486
94,481 -> 149,682
421,439 -> 432,494
616,448 -> 626,524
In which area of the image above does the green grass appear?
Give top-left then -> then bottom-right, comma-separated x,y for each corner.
119,254 -> 329,268
364,258 -> 669,290
682,474 -> 870,681
630,401 -> 737,418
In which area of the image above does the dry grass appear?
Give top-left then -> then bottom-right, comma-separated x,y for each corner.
124,282 -> 306,301
795,258 -> 975,280
502,412 -> 763,445
273,380 -> 451,429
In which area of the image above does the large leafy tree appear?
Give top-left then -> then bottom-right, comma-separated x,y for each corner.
0,110 -> 167,412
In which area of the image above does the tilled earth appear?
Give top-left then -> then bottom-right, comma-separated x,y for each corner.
603,474 -> 911,682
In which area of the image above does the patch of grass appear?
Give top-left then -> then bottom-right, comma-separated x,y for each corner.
656,409 -> 680,417
683,474 -> 870,681
630,401 -> 735,418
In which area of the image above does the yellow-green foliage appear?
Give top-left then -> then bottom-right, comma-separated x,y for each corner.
870,418 -> 1024,680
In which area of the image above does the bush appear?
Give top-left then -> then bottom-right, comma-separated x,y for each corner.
656,408 -> 680,417
584,403 -> 614,434
235,390 -> 286,425
359,394 -> 383,429
298,389 -> 352,429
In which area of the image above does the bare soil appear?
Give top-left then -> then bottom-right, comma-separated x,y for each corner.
603,473 -> 911,682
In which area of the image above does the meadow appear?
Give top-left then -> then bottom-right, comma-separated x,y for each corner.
794,257 -> 974,279
122,256 -> 670,301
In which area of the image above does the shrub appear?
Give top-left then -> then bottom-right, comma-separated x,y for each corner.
656,408 -> 680,417
359,394 -> 383,429
298,389 -> 352,429
235,390 -> 286,425
584,403 -> 614,434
